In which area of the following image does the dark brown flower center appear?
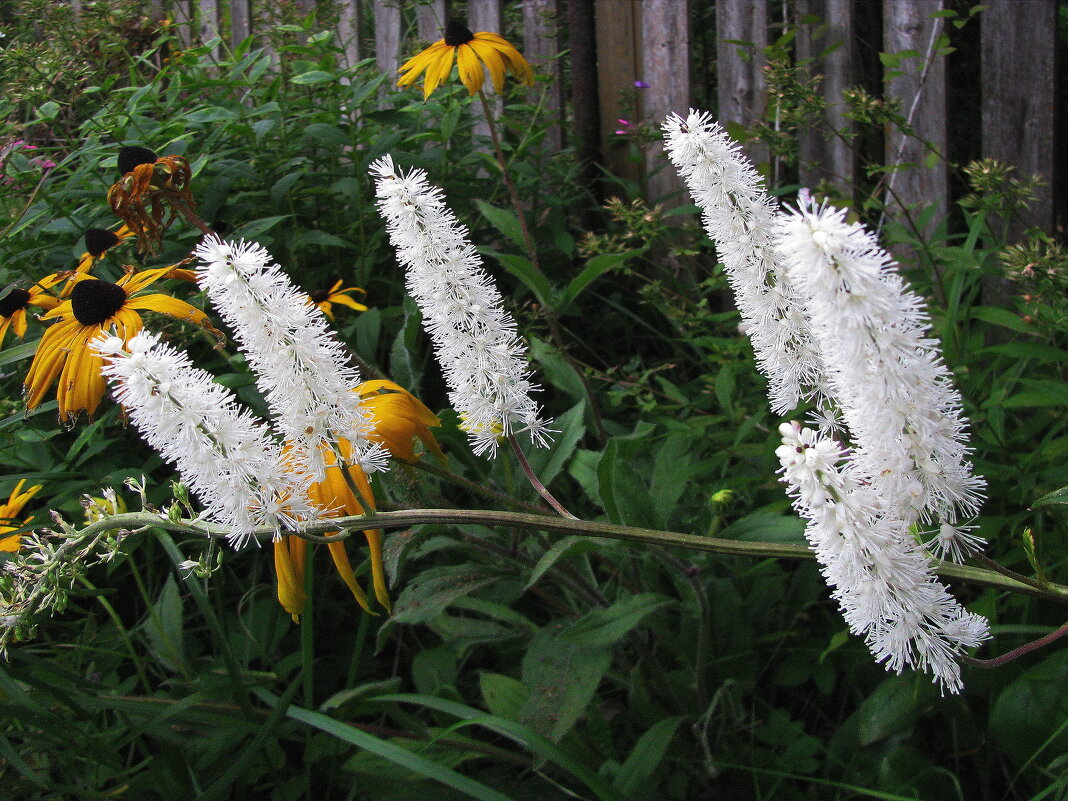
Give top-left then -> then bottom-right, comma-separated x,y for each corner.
71,279 -> 127,326
310,288 -> 329,303
444,20 -> 475,47
117,145 -> 158,176
84,228 -> 121,257
0,288 -> 31,318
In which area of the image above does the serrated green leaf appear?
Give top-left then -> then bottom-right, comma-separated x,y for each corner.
562,594 -> 670,648
559,250 -> 639,310
520,627 -> 610,741
1031,485 -> 1068,508
475,200 -> 526,251
482,249 -> 551,305
615,716 -> 685,794
389,565 -> 498,626
524,535 -> 600,591
480,672 -> 529,719
290,70 -> 335,85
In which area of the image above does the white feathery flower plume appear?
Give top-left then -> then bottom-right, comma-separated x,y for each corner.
775,199 -> 986,546
94,332 -> 319,547
776,422 -> 989,694
193,235 -> 387,480
370,154 -> 552,456
662,109 -> 825,413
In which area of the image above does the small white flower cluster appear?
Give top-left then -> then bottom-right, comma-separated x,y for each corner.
95,331 -> 318,546
664,109 -> 987,691
662,110 -> 824,414
777,422 -> 989,693
193,236 -> 387,479
370,155 -> 551,456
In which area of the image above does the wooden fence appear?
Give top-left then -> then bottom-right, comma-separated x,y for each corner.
71,0 -> 1063,235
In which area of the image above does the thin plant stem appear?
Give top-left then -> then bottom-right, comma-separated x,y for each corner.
507,432 -> 574,518
960,619 -> 1068,668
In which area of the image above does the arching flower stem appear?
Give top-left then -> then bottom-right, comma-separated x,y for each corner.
507,432 -> 574,518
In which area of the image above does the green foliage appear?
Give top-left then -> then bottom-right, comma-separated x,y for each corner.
0,5 -> 1066,801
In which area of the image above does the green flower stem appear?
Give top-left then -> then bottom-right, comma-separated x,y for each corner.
507,433 -> 574,518
62,509 -> 1068,604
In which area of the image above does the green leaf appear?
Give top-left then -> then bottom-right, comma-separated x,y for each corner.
523,401 -> 586,485
520,627 -> 611,741
970,306 -> 1037,334
294,230 -> 357,250
303,123 -> 350,146
562,594 -> 670,648
0,338 -> 39,367
389,565 -> 498,626
229,215 -> 292,238
480,673 -> 529,719
289,70 -> 335,85
255,689 -> 516,801
183,106 -> 239,123
475,200 -> 526,251
559,250 -> 639,310
615,716 -> 685,794
482,249 -> 551,305
851,676 -> 931,747
990,650 -> 1068,766
141,574 -> 186,673
1032,485 -> 1068,508
523,535 -> 601,591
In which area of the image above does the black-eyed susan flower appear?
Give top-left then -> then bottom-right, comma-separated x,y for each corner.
24,266 -> 219,423
310,279 -> 368,321
62,225 -> 138,298
106,146 -> 195,254
357,379 -> 444,463
398,19 -> 534,99
275,439 -> 388,622
0,273 -> 62,346
0,480 -> 42,552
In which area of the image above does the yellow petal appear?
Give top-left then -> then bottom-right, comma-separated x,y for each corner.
456,44 -> 484,95
274,537 -> 307,623
468,39 -> 507,94
12,310 -> 27,339
423,47 -> 456,99
125,294 -> 212,329
24,318 -> 81,409
326,537 -> 375,614
327,293 -> 368,313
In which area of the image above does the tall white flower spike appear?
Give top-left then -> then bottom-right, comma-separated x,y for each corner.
662,109 -> 825,413
94,332 -> 318,547
370,155 -> 552,456
193,236 -> 387,481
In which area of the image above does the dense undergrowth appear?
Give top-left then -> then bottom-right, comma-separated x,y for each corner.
1,6 -> 1066,800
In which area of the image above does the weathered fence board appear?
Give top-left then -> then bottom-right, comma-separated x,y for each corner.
641,0 -> 690,204
198,0 -> 219,58
522,0 -> 565,152
716,0 -> 769,165
230,0 -> 250,48
981,0 -> 1056,234
883,0 -> 947,241
796,0 -> 855,197
374,0 -> 402,101
173,0 -> 193,49
336,0 -> 362,72
595,0 -> 641,187
417,0 -> 447,42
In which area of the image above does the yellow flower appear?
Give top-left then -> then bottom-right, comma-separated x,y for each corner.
275,441 -> 388,622
24,266 -> 219,423
0,273 -> 63,346
357,379 -> 444,463
398,20 -> 534,99
106,146 -> 194,254
0,480 -> 42,552
310,279 -> 368,321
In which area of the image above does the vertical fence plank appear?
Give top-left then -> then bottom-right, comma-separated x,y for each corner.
796,0 -> 855,196
71,0 -> 82,20
981,0 -> 1056,234
641,0 -> 689,205
468,0 -> 504,150
231,0 -> 251,49
173,0 -> 194,49
417,0 -> 447,42
374,0 -> 402,102
337,0 -> 362,72
569,0 -> 603,217
522,0 -> 564,152
883,0 -> 947,243
716,0 -> 768,164
595,0 -> 641,188
198,0 -> 220,59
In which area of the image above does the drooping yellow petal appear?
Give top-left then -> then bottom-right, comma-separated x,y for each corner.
325,537 -> 375,614
468,39 -> 508,94
423,46 -> 457,99
24,317 -> 83,409
455,43 -> 484,95
12,310 -> 28,340
327,293 -> 368,313
0,315 -> 12,346
118,265 -> 182,295
399,41 -> 449,92
274,537 -> 308,623
125,294 -> 213,329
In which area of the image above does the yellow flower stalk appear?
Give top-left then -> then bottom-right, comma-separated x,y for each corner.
357,379 -> 444,463
398,20 -> 534,99
0,480 -> 42,552
24,266 -> 218,423
310,279 -> 368,321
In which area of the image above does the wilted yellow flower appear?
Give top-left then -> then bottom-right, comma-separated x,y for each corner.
106,146 -> 194,254
0,480 -> 42,552
357,379 -> 444,463
274,440 -> 388,622
398,20 -> 534,99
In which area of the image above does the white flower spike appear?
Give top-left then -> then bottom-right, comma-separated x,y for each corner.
94,332 -> 318,547
193,236 -> 387,481
370,154 -> 552,456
